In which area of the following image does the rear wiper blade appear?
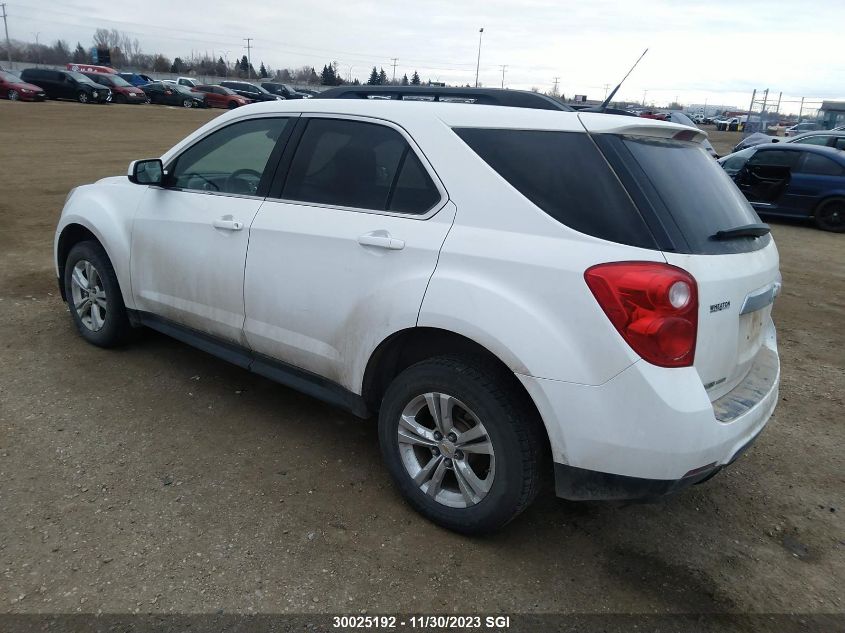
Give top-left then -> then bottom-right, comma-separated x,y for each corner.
711,223 -> 771,240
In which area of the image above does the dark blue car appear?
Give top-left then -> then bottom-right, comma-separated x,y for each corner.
719,143 -> 845,232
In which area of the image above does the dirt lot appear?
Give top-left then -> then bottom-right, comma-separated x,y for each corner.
0,102 -> 843,625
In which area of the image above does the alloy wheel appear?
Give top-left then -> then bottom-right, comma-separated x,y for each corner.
817,201 -> 845,232
70,260 -> 107,331
78,91 -> 88,103
397,392 -> 495,508
8,90 -> 19,101
182,99 -> 192,108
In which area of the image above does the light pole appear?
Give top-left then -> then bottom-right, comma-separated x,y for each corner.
499,64 -> 507,89
223,50 -> 230,78
474,27 -> 483,88
32,31 -> 39,67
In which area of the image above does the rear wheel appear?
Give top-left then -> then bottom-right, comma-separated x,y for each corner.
814,198 -> 845,232
77,90 -> 89,104
182,98 -> 193,108
8,89 -> 19,101
378,356 -> 545,534
227,100 -> 239,109
63,241 -> 133,348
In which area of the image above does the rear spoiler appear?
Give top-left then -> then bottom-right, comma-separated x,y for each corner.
578,113 -> 709,144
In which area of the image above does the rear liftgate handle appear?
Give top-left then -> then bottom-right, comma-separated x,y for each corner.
357,231 -> 405,250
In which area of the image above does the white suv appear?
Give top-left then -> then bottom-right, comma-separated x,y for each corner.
55,99 -> 781,533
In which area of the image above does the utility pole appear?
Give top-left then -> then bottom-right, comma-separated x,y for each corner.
552,76 -> 560,97
243,38 -> 253,79
390,57 -> 398,84
474,27 -> 484,88
798,96 -> 805,123
603,83 -> 611,100
1,3 -> 11,66
498,64 -> 507,89
642,90 -> 648,106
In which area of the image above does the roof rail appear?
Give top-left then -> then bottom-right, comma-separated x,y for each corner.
314,85 -> 574,112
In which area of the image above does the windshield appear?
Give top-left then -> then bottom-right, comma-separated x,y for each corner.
67,71 -> 97,85
218,86 -> 236,95
173,84 -> 196,94
108,75 -> 132,87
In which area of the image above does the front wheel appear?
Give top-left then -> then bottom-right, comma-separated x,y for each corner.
8,89 -> 19,101
378,356 -> 545,534
814,198 -> 845,232
77,90 -> 89,104
227,100 -> 239,109
64,241 -> 133,347
182,98 -> 193,108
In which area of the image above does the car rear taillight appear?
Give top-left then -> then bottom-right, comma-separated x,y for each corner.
584,262 -> 698,368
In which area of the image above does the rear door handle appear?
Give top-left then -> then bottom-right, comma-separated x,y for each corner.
357,232 -> 405,250
212,218 -> 243,231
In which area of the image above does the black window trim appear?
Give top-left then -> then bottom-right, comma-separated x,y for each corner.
267,113 -> 448,220
160,113 -> 298,200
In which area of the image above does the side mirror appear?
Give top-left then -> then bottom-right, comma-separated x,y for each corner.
128,159 -> 164,185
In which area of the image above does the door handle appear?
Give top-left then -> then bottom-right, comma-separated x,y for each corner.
357,232 -> 405,250
212,218 -> 243,231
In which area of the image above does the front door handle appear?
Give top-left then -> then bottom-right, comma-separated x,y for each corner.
212,217 -> 243,231
358,231 -> 405,250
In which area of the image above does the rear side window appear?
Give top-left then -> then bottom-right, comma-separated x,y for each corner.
798,152 -> 844,176
454,128 -> 656,249
616,136 -> 768,254
282,118 -> 440,214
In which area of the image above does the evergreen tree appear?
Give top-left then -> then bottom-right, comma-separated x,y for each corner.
367,66 -> 379,85
378,67 -> 388,85
239,55 -> 249,72
259,62 -> 268,78
401,73 -> 409,86
170,57 -> 184,74
72,42 -> 88,64
320,64 -> 337,85
411,71 -> 421,85
308,67 -> 319,84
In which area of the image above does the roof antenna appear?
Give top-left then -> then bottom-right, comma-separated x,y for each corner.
597,48 -> 648,111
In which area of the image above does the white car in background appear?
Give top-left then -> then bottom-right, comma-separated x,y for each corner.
54,98 -> 781,534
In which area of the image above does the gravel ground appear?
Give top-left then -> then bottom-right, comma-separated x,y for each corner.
0,101 -> 842,626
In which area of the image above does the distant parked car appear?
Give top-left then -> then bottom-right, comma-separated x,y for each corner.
19,68 -> 110,103
192,84 -> 250,109
719,143 -> 845,231
639,110 -> 669,121
177,77 -> 198,88
260,82 -> 311,99
140,82 -> 206,108
784,122 -> 821,137
82,72 -> 147,104
785,131 -> 845,150
0,70 -> 46,101
118,72 -> 156,87
219,81 -> 282,102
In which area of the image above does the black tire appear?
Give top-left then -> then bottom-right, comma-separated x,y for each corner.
182,98 -> 193,108
814,197 -> 845,233
63,241 -> 133,348
227,100 -> 239,109
378,355 -> 545,534
77,90 -> 89,104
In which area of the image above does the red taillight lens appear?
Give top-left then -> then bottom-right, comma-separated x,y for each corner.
584,262 -> 698,368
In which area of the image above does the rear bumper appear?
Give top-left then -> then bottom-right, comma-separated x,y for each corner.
518,318 -> 779,498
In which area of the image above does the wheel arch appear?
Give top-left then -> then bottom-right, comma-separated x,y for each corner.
361,326 -> 552,459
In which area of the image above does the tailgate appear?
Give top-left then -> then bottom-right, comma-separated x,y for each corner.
665,242 -> 780,400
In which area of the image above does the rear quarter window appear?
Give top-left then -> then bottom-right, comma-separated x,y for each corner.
454,128 -> 657,249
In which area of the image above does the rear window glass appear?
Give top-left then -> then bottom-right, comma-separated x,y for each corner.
614,136 -> 769,254
454,128 -> 656,249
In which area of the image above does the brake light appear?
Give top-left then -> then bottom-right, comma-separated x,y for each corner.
584,262 -> 698,368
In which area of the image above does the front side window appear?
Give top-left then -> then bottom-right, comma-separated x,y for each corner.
281,118 -> 440,214
169,118 -> 290,196
748,149 -> 802,169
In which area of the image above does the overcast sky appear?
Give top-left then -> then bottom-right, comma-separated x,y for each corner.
7,0 -> 845,112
